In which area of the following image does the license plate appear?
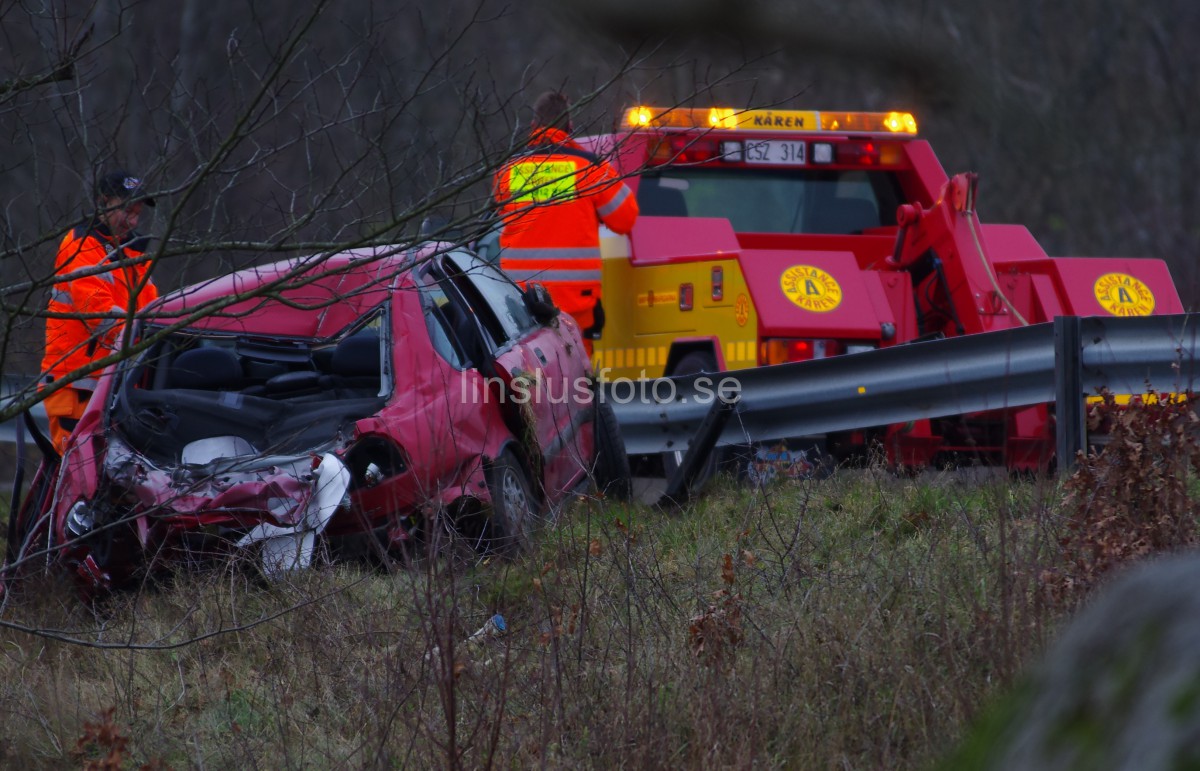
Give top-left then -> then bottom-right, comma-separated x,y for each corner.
744,140 -> 807,165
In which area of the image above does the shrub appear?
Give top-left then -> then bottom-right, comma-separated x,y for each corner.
1049,391 -> 1200,604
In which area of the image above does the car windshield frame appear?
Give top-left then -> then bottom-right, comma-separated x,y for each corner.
105,302 -> 391,456
107,304 -> 393,439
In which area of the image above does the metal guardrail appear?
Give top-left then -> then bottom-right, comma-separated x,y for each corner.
606,314 -> 1200,465
5,315 -> 1200,470
1057,314 -> 1200,464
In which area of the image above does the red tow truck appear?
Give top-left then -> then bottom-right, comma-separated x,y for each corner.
577,106 -> 1183,471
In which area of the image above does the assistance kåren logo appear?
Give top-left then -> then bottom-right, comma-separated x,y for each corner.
781,265 -> 842,313
1094,273 -> 1155,316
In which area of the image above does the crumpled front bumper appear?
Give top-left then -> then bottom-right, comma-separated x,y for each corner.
66,436 -> 354,588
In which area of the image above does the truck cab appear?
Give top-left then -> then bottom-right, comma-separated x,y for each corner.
578,106 -> 1182,470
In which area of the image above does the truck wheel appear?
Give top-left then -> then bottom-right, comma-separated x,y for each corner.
486,450 -> 540,554
593,398 -> 631,501
662,351 -> 723,489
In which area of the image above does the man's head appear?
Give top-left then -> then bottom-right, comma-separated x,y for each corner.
532,91 -> 572,133
95,170 -> 155,239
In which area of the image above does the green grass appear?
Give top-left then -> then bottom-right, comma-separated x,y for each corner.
0,467 -> 1077,768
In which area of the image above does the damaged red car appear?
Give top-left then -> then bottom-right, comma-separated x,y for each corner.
5,244 -> 628,595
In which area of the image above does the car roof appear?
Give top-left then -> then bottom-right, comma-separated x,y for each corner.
147,244 -> 455,339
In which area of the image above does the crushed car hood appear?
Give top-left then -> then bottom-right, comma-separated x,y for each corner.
102,434 -> 329,528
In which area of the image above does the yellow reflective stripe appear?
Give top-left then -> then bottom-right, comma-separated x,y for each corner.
510,160 -> 578,203
594,346 -> 676,375
596,184 -> 632,218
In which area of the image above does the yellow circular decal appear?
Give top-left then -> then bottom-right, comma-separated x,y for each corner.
734,293 -> 750,327
1094,273 -> 1155,316
781,265 -> 843,313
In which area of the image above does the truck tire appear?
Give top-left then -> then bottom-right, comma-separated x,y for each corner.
486,450 -> 539,554
593,398 -> 632,501
662,351 -> 724,489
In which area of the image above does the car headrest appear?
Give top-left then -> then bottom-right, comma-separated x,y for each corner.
167,347 -> 243,390
332,330 -> 381,377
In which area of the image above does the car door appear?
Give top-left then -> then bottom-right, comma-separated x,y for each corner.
442,253 -> 590,499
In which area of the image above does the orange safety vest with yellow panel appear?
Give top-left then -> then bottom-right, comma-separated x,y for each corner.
41,223 -> 158,388
494,127 -> 638,331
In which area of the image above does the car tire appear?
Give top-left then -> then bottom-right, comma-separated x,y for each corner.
661,351 -> 724,490
593,397 -> 631,501
486,450 -> 540,554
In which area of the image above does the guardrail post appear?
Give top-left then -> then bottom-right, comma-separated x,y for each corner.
657,395 -> 739,507
1054,316 -> 1084,473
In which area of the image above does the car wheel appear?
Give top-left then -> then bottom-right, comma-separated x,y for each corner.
593,397 -> 631,501
661,351 -> 724,490
486,451 -> 540,554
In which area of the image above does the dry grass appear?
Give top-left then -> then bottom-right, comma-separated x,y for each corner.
0,462 -> 1072,770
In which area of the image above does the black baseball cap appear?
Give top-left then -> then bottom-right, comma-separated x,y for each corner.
96,170 -> 156,207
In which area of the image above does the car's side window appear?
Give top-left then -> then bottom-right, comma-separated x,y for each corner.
418,279 -> 473,369
446,254 -> 537,345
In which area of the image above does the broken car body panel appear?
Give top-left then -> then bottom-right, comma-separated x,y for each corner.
10,243 -> 601,595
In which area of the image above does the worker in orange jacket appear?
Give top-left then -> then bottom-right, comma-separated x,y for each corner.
493,91 -> 638,353
40,170 -> 158,453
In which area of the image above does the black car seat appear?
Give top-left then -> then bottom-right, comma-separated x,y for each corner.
166,348 -> 243,390
328,329 -> 382,393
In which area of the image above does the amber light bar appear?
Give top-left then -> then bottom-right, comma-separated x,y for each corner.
625,107 -> 918,135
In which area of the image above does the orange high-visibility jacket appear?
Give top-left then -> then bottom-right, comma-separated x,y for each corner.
494,127 -> 638,320
41,223 -> 158,388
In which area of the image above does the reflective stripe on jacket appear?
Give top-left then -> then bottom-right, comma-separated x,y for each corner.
41,222 -> 158,381
494,127 -> 638,285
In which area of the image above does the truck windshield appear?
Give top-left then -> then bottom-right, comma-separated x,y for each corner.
636,168 -> 903,235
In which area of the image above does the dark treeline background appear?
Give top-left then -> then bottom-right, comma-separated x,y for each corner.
1,0 -> 1196,375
